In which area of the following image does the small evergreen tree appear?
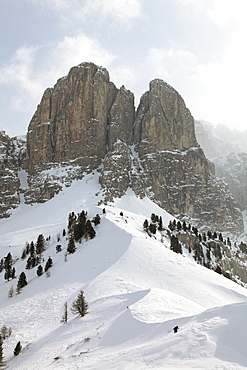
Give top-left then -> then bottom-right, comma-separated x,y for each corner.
85,220 -> 96,239
182,221 -> 187,231
44,257 -> 53,272
212,231 -> 217,240
17,272 -> 27,291
170,235 -> 182,254
158,216 -> 163,231
8,285 -> 14,298
92,214 -> 101,226
149,223 -> 157,234
177,220 -> 182,231
71,290 -> 89,317
13,341 -> 22,356
143,219 -> 149,231
67,235 -> 76,254
21,248 -> 27,260
56,245 -> 62,253
29,241 -> 35,256
25,255 -> 37,270
4,252 -> 13,281
36,234 -> 46,256
37,265 -> 43,276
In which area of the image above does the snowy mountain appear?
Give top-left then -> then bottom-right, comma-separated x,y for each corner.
0,62 -> 244,234
195,120 -> 247,159
0,174 -> 247,369
195,121 -> 247,211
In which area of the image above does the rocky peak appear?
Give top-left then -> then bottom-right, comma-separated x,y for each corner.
26,62 -> 119,174
134,79 -> 198,156
2,62 -> 244,234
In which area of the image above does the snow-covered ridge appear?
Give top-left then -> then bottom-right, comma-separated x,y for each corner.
0,175 -> 247,369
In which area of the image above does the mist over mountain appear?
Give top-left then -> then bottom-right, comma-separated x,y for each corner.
195,120 -> 247,159
195,120 -> 247,211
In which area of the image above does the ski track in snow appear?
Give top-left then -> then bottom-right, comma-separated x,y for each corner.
0,175 -> 247,369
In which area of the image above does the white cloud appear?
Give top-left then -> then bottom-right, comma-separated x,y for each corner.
84,0 -> 142,23
27,0 -> 142,27
147,48 -> 198,85
0,34 -> 116,114
51,34 -> 116,76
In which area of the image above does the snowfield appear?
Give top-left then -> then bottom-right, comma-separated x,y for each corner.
0,173 -> 247,369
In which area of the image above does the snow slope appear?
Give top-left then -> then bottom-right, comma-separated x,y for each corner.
0,174 -> 247,369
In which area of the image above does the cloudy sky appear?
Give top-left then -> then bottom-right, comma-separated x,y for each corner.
1,0 -> 246,136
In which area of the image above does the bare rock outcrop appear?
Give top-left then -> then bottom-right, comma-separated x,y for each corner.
0,131 -> 21,217
26,63 -> 119,174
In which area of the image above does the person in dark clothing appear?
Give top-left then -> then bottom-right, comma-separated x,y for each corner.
173,325 -> 179,333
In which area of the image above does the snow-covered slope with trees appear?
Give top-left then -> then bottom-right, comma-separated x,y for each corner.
0,174 -> 247,369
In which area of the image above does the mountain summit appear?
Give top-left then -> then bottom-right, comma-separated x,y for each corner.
0,62 -> 244,233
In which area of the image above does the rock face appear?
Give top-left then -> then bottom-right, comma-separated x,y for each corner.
0,131 -> 24,217
26,63 -> 134,174
5,62 -> 244,233
131,80 -> 243,232
214,153 -> 247,211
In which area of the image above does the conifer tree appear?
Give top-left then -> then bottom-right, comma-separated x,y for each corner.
17,272 -> 27,291
36,234 -> 46,257
71,291 -> 88,317
4,252 -> 13,281
8,285 -> 14,298
149,223 -> 157,234
21,248 -> 26,260
85,220 -> 96,239
158,216 -> 163,231
67,235 -> 76,254
92,214 -> 101,226
37,265 -> 43,276
29,241 -> 35,256
182,221 -> 187,231
44,258 -> 53,272
143,219 -> 149,231
13,341 -> 22,356
25,255 -> 37,270
170,235 -> 182,254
